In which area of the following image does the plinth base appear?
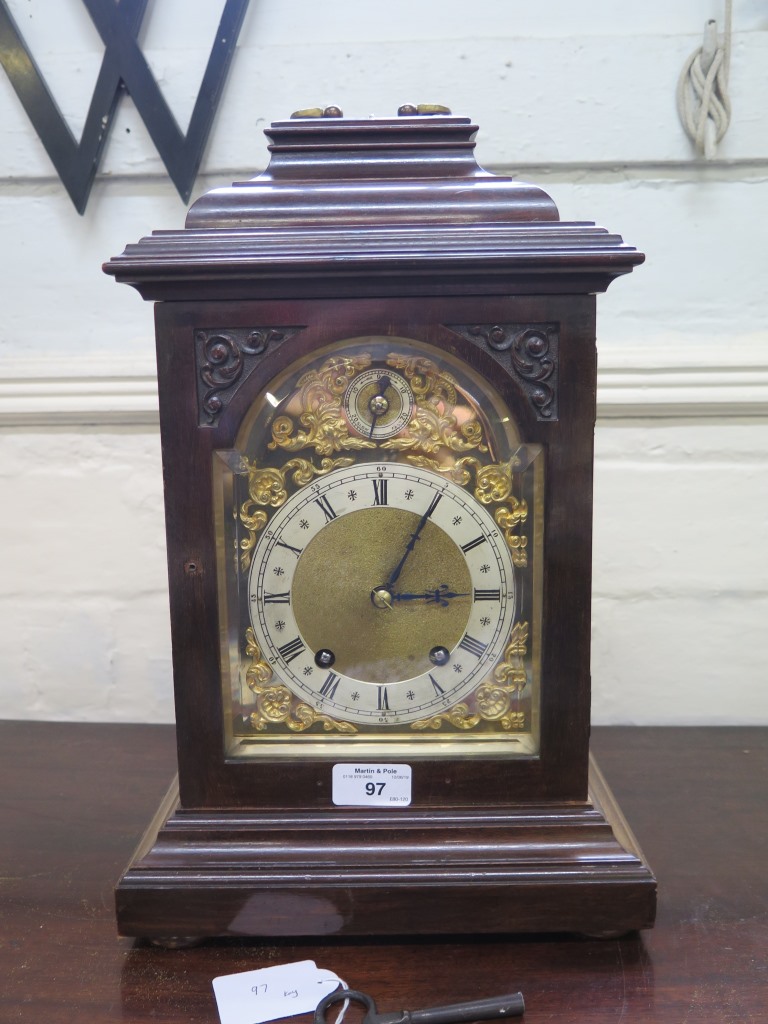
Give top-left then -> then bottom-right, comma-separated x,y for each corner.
116,755 -> 656,941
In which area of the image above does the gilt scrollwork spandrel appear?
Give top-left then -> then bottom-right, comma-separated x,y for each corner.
244,626 -> 273,687
266,350 -> 492,457
245,628 -> 357,734
410,703 -> 481,732
238,455 -> 355,570
411,621 -> 530,733
401,454 -> 529,565
386,354 -> 458,405
381,354 -> 489,455
268,354 -> 377,455
196,327 -> 303,426
448,323 -> 559,420
457,455 -> 527,506
493,620 -> 529,692
495,507 -> 528,567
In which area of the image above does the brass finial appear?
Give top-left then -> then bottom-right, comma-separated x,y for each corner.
397,104 -> 452,116
290,106 -> 344,119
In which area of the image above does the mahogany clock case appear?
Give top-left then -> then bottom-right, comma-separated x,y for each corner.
155,292 -> 595,812
114,293 -> 656,941
105,113 -> 656,938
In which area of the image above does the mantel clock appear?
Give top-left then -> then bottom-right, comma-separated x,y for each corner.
105,107 -> 656,941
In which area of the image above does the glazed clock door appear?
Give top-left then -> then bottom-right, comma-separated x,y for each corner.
212,333 -> 543,763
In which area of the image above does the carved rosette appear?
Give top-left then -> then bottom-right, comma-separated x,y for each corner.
448,323 -> 559,420
196,327 -> 303,425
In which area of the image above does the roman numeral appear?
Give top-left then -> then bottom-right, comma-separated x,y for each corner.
277,636 -> 305,663
319,672 -> 340,699
461,535 -> 487,554
377,686 -> 390,711
474,588 -> 501,601
372,478 -> 388,505
429,674 -> 444,696
314,495 -> 337,521
458,633 -> 488,658
263,591 -> 291,604
276,540 -> 303,557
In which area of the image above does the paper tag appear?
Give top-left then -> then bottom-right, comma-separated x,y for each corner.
332,763 -> 412,806
213,959 -> 343,1024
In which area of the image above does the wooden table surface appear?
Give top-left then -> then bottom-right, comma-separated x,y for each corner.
1,723 -> 766,1023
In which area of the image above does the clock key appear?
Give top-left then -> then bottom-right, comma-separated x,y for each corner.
314,988 -> 525,1024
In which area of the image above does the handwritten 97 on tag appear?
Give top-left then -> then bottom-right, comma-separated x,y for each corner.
212,960 -> 343,1024
332,764 -> 412,806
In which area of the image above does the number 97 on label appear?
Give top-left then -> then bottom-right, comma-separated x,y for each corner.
332,764 -> 412,806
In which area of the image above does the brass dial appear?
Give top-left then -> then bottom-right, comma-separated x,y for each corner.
248,463 -> 516,725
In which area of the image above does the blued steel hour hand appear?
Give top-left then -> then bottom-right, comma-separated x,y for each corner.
393,584 -> 470,607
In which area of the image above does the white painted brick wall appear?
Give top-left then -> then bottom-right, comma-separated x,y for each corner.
1,0 -> 766,723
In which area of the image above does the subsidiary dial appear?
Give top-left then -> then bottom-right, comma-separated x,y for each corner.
343,368 -> 414,440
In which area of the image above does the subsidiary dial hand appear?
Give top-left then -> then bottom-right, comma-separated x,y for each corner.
367,375 -> 392,439
393,586 -> 471,607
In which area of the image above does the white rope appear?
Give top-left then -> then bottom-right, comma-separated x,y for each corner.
676,0 -> 733,159
332,982 -> 350,1024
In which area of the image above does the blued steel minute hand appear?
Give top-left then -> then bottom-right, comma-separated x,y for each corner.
384,490 -> 443,591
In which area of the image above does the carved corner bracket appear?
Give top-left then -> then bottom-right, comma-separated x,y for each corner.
448,323 -> 559,420
195,327 -> 304,425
